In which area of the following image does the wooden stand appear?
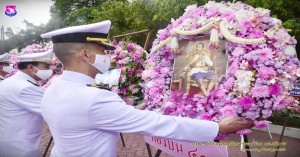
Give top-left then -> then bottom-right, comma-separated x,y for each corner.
113,29 -> 152,50
42,137 -> 53,157
120,133 -> 126,147
243,135 -> 251,157
274,110 -> 290,157
145,142 -> 162,157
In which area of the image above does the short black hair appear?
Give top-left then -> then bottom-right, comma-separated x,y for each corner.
0,62 -> 9,66
17,62 -> 40,70
53,43 -> 89,67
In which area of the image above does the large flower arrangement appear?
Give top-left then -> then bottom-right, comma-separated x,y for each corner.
109,41 -> 147,105
142,1 -> 300,137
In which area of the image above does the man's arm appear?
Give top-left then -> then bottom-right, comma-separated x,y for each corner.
90,92 -> 219,142
18,86 -> 44,116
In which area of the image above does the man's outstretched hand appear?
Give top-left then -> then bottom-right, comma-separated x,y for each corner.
135,102 -> 147,110
218,117 -> 254,134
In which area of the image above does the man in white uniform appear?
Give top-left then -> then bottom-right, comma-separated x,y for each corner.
41,20 -> 254,157
0,53 -> 14,83
0,50 -> 53,157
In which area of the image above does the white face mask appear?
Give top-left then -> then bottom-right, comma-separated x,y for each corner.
88,51 -> 111,74
34,66 -> 53,80
2,64 -> 14,73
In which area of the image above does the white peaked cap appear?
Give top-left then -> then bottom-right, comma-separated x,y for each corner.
41,20 -> 115,50
0,53 -> 10,63
17,50 -> 53,63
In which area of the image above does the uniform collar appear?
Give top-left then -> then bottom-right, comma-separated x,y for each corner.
61,71 -> 95,84
15,71 -> 38,84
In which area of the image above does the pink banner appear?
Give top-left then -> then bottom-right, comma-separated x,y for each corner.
144,136 -> 228,157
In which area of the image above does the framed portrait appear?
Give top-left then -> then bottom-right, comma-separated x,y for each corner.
171,36 -> 228,97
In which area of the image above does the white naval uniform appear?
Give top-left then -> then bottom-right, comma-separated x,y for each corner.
41,71 -> 219,157
0,75 -> 4,84
0,71 -> 44,157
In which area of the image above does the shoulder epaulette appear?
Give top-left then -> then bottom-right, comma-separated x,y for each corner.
87,83 -> 111,91
27,80 -> 39,87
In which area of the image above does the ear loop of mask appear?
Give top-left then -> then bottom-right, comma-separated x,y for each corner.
80,50 -> 94,65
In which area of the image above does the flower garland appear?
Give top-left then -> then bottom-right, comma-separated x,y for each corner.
142,1 -> 300,138
109,41 -> 147,105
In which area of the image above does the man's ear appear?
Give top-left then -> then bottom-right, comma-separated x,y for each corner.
80,49 -> 92,63
27,64 -> 36,73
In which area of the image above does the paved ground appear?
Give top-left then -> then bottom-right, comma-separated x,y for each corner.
40,124 -> 300,157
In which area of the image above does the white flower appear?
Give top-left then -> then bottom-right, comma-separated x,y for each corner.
235,70 -> 254,94
239,60 -> 249,70
204,1 -> 217,8
236,9 -> 255,23
184,4 -> 197,14
146,81 -> 154,88
178,18 -> 194,30
132,88 -> 140,94
296,68 -> 300,77
284,45 -> 296,56
282,72 -> 292,78
270,78 -> 276,84
197,16 -> 208,26
142,70 -> 151,80
164,101 -> 175,107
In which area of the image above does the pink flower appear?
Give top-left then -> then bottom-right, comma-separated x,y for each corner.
257,48 -> 274,61
118,52 -> 125,59
121,67 -> 127,73
269,84 -> 282,96
229,58 -> 239,75
232,47 -> 245,57
200,113 -> 212,120
273,96 -> 286,110
284,96 -> 294,105
239,96 -> 254,109
221,11 -> 235,22
192,8 -> 205,17
255,120 -> 271,128
215,89 -> 226,98
149,87 -> 160,96
236,129 -> 252,135
120,75 -> 126,83
251,86 -> 270,98
111,86 -> 119,94
220,105 -> 237,117
257,66 -> 276,79
129,84 -> 136,91
240,20 -> 252,29
158,30 -> 169,40
160,67 -> 170,74
127,43 -> 135,51
224,77 -> 235,90
205,7 -> 219,17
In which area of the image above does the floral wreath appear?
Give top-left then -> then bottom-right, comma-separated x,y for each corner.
109,40 -> 147,105
142,1 -> 300,137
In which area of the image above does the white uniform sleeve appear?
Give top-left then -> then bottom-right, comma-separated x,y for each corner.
18,86 -> 44,116
90,92 -> 219,142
